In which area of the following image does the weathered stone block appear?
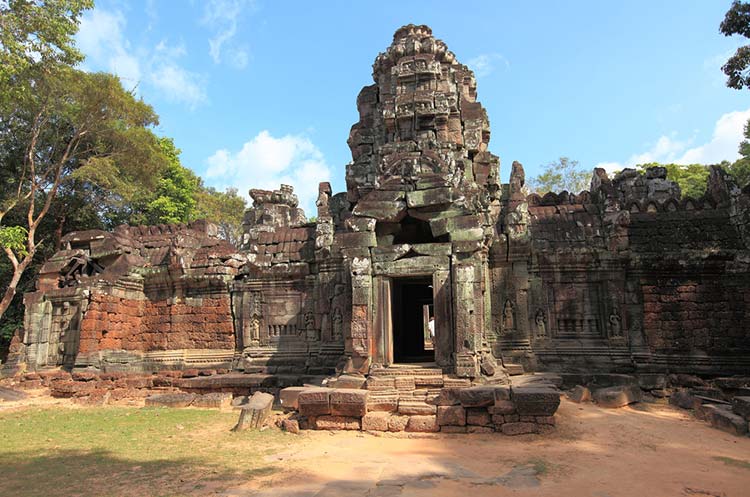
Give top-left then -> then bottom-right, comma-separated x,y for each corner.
638,374 -> 667,390
437,405 -> 466,426
512,387 -> 560,416
441,425 -> 468,433
330,388 -> 368,417
593,385 -> 641,408
279,386 -> 307,410
501,422 -> 538,436
145,393 -> 196,408
489,400 -> 516,415
429,387 -> 461,406
314,415 -> 361,430
732,396 -> 750,420
334,375 -> 367,389
388,414 -> 409,432
669,390 -> 697,410
700,404 -> 748,436
192,392 -> 232,409
457,386 -> 496,407
281,419 -> 300,434
466,408 -> 492,426
72,371 -> 98,382
406,415 -> 439,432
535,416 -> 556,426
367,392 -> 399,412
362,411 -> 390,431
398,401 -> 437,415
567,385 -> 591,403
233,392 -> 274,431
493,385 -> 512,402
467,426 -> 494,434
298,388 -> 331,416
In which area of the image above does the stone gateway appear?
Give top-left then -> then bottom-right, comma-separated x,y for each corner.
5,25 -> 750,433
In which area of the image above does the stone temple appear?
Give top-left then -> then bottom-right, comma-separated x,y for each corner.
5,25 -> 750,433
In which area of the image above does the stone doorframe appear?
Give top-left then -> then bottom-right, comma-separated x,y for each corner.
370,255 -> 453,369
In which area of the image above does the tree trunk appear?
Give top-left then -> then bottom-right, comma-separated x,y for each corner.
54,212 -> 66,252
0,257 -> 33,323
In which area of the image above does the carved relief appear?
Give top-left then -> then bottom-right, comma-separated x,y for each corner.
501,299 -> 515,334
534,309 -> 547,339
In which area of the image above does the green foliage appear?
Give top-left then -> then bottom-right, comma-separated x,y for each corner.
0,0 -> 93,96
195,186 -> 247,246
636,162 -> 711,198
529,156 -> 590,194
0,225 -> 28,256
727,118 -> 750,188
721,1 -> 750,89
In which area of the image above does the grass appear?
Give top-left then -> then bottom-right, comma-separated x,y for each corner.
714,456 -> 750,470
0,405 -> 291,497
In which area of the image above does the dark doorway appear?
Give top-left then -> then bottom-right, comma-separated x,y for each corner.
392,276 -> 435,363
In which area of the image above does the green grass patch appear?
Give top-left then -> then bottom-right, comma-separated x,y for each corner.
0,406 -> 290,497
714,456 -> 750,470
526,457 -> 552,476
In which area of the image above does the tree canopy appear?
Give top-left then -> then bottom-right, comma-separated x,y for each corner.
529,157 -> 590,194
721,0 -> 750,90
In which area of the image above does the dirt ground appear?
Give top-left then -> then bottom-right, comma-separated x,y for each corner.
222,399 -> 750,497
2,390 -> 750,497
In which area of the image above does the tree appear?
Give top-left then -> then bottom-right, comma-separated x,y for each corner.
728,119 -> 750,188
0,0 -> 93,94
196,186 -> 247,247
720,1 -> 750,90
0,66 -> 166,321
636,162 -> 712,198
529,157 -> 590,194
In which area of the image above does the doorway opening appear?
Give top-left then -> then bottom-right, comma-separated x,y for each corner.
392,276 -> 435,363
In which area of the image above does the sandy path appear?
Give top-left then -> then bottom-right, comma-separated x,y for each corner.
222,399 -> 750,497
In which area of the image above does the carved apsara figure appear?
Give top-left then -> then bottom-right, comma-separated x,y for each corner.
535,309 -> 547,338
609,311 -> 622,337
502,299 -> 515,334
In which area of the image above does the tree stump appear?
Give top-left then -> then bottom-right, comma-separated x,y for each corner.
232,391 -> 274,431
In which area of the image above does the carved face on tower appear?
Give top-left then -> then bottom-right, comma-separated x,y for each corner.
345,24 -> 500,209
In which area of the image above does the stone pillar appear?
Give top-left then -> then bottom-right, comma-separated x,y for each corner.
453,262 -> 479,377
347,256 -> 372,373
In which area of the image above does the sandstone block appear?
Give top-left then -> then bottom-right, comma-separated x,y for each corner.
298,388 -> 331,416
429,387 -> 461,406
441,425 -> 468,433
669,390 -> 697,410
406,415 -> 439,432
362,412 -> 390,431
279,386 -> 307,410
701,404 -> 748,437
437,405 -> 466,426
512,387 -> 560,416
145,393 -> 196,408
491,414 -> 506,425
315,415 -> 361,431
493,385 -> 512,402
732,396 -> 750,420
489,400 -> 516,415
72,371 -> 98,382
467,426 -> 494,434
466,408 -> 492,426
281,419 -> 300,434
388,414 -> 409,432
330,388 -> 368,417
398,401 -> 436,415
593,385 -> 641,408
501,422 -> 538,436
638,374 -> 667,390
367,394 -> 399,412
567,385 -> 592,403
536,416 -> 556,426
334,375 -> 367,389
233,392 -> 274,431
457,386 -> 496,407
192,392 -> 232,409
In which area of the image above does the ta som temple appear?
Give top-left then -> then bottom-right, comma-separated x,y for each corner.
6,25 -> 750,434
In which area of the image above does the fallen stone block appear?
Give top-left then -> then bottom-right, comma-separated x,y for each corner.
281,419 -> 300,434
593,385 -> 641,408
457,386 -> 496,407
732,396 -> 750,420
232,391 -> 274,431
714,377 -> 750,390
315,415 -> 360,430
0,386 -> 27,402
437,405 -> 466,426
145,393 -> 196,408
512,387 -> 560,416
668,374 -> 705,388
330,388 -> 368,417
638,374 -> 667,390
669,390 -> 697,410
406,415 -> 439,432
72,371 -> 98,382
334,375 -> 367,389
428,387 -> 461,406
298,388 -> 331,417
700,404 -> 748,437
567,385 -> 591,403
279,386 -> 307,410
192,392 -> 232,409
362,411 -> 390,431
501,422 -> 538,436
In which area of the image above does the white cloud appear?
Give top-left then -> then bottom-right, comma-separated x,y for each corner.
467,53 -> 509,78
206,131 -> 331,215
594,108 -> 750,174
76,7 -> 207,108
202,0 -> 254,69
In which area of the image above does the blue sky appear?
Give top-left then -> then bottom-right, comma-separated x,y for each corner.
76,0 -> 749,213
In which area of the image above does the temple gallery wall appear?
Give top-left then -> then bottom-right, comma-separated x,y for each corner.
6,24 -> 750,385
